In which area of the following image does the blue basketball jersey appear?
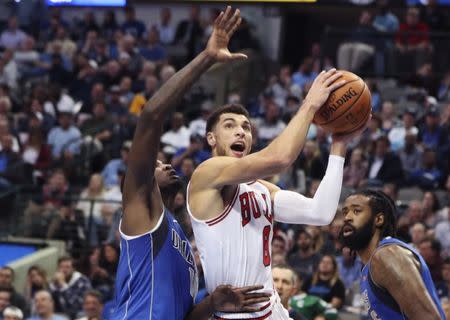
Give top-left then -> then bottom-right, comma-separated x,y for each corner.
112,209 -> 198,320
360,237 -> 445,320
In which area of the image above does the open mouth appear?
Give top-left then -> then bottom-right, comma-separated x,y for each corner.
342,225 -> 355,237
230,142 -> 245,156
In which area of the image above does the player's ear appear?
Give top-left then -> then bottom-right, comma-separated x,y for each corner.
206,131 -> 216,148
375,213 -> 385,228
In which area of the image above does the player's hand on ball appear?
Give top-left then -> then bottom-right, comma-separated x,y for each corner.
304,68 -> 346,112
211,284 -> 271,312
332,113 -> 372,143
205,6 -> 248,62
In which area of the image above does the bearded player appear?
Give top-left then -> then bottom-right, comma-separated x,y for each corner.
113,7 -> 271,320
340,190 -> 445,319
186,52 -> 368,318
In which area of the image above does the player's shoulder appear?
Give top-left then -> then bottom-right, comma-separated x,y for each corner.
371,244 -> 418,279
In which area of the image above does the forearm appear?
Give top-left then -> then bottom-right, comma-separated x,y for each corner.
261,104 -> 316,167
330,141 -> 347,158
185,296 -> 214,320
273,155 -> 345,225
141,50 -> 214,121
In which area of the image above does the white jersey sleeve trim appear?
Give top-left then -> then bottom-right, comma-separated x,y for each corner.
187,182 -> 240,224
119,209 -> 165,240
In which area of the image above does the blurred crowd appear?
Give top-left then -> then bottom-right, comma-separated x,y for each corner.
0,2 -> 449,320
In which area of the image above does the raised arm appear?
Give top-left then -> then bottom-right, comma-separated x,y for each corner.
370,245 -> 442,320
121,7 -> 246,235
260,127 -> 368,226
191,69 -> 346,191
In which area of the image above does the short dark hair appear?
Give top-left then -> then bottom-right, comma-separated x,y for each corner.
84,289 -> 104,304
57,256 -> 73,266
205,104 -> 250,133
351,189 -> 397,238
1,266 -> 14,278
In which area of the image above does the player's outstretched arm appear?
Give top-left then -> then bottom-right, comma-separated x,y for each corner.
121,6 -> 246,235
185,285 -> 271,320
371,245 -> 442,320
263,122 -> 369,226
191,69 -> 346,193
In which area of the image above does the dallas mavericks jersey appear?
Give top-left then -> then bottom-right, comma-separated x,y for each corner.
360,237 -> 445,320
112,209 -> 198,320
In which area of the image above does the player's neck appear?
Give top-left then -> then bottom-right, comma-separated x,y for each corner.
357,232 -> 382,265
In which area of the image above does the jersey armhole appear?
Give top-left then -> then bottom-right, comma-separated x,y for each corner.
119,209 -> 165,240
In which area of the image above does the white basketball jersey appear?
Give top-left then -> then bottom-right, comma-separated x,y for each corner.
188,181 -> 291,319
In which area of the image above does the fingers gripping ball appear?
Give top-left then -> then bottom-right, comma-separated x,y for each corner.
313,70 -> 372,135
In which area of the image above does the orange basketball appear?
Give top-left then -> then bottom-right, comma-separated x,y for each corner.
313,70 -> 372,135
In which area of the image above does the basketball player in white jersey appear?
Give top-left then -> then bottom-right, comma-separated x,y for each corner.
187,70 -> 368,317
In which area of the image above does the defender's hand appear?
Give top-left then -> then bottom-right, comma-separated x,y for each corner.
303,68 -> 346,112
211,285 -> 271,313
205,6 -> 248,62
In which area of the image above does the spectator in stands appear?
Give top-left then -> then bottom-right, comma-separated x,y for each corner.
337,10 -> 377,73
419,238 -> 444,284
48,200 -> 86,257
254,101 -> 286,147
0,134 -> 26,189
101,140 -> 129,188
0,50 -> 18,91
436,258 -> 450,303
174,5 -> 204,62
117,34 -> 142,78
47,111 -> 81,160
435,206 -> 450,257
367,135 -> 404,186
0,287 -> 12,318
288,229 -> 322,281
419,107 -> 448,151
189,100 -> 213,137
139,27 -> 167,65
101,10 -> 119,41
156,8 -> 175,45
0,16 -> 27,50
75,290 -> 103,320
50,257 -> 91,319
343,148 -> 367,189
22,124 -> 52,177
410,148 -> 443,190
292,57 -> 318,91
409,222 -> 427,249
0,268 -> 26,317
336,247 -> 361,291
422,191 -> 442,226
160,112 -> 190,155
388,108 -> 419,151
121,6 -> 146,40
379,101 -> 398,133
284,267 -> 338,320
23,266 -> 49,308
129,75 -> 159,115
294,140 -> 325,183
302,255 -> 345,309
3,306 -> 23,320
271,265 -> 300,319
372,0 -> 400,75
76,173 -> 108,245
28,290 -> 68,320
399,131 -> 423,181
395,7 -> 432,74
438,72 -> 450,102
406,199 -> 424,226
